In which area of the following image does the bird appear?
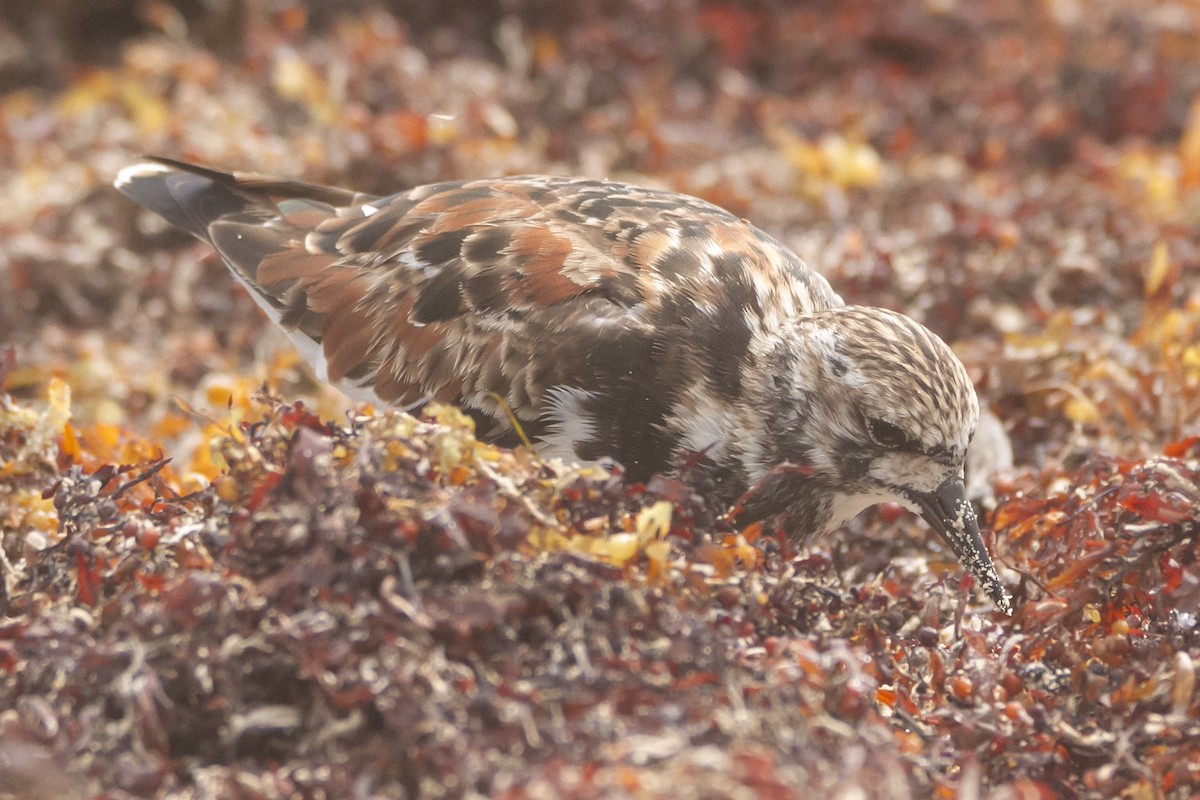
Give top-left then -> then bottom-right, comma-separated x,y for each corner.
115,157 -> 1011,614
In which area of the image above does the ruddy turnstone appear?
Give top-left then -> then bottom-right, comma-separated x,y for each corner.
115,158 -> 1011,613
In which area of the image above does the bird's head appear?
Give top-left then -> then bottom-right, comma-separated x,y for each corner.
742,305 -> 1010,613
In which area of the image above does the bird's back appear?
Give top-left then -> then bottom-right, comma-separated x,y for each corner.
116,159 -> 841,476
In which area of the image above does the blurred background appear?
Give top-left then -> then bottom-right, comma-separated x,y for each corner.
2,0 -> 1199,474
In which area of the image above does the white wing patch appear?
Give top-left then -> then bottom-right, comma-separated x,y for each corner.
665,383 -> 736,462
537,386 -> 599,463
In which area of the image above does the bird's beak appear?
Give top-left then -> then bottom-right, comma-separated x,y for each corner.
909,477 -> 1012,615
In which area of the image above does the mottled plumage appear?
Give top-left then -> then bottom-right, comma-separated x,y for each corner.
115,158 -> 1010,613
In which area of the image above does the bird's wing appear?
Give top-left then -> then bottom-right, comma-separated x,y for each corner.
115,159 -> 840,448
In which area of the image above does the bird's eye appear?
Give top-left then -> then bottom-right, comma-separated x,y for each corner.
868,418 -> 910,450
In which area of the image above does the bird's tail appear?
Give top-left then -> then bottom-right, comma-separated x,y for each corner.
113,157 -> 256,241
114,157 -> 361,239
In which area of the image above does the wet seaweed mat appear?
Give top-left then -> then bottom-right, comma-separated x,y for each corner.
1,386 -> 1198,797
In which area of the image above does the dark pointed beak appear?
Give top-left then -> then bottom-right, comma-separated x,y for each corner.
909,477 -> 1011,615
